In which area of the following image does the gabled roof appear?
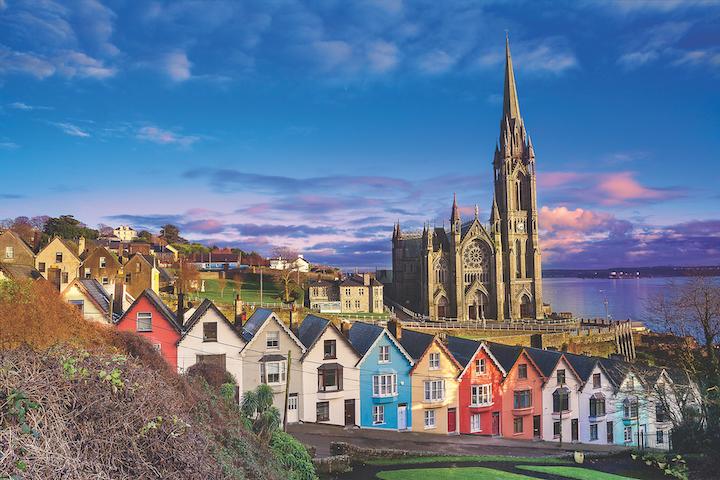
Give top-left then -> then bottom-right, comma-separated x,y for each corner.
524,347 -> 563,378
447,336 -> 508,378
399,329 -> 435,361
63,278 -> 121,321
179,298 -> 244,344
563,352 -> 600,383
0,230 -> 36,257
598,357 -> 633,389
0,263 -> 43,281
339,274 -> 382,287
240,308 -> 305,352
297,314 -> 359,361
485,341 -> 523,373
117,288 -> 181,332
81,245 -> 120,267
349,322 -> 414,367
40,236 -> 80,262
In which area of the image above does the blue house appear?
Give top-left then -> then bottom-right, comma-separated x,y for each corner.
348,321 -> 414,430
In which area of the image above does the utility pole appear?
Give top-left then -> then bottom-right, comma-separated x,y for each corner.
260,266 -> 263,306
283,350 -> 292,432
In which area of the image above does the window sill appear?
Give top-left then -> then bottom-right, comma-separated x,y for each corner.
203,339 -> 218,343
424,425 -> 436,430
378,360 -> 390,364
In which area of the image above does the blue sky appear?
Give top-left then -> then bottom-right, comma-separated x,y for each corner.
1,0 -> 719,269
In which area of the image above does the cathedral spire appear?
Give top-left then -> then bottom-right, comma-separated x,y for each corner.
490,196 -> 500,223
502,35 -> 521,122
450,193 -> 460,224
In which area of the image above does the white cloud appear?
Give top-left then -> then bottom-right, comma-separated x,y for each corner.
312,41 -> 353,71
56,50 -> 116,79
0,47 -> 56,79
52,122 -> 91,138
0,141 -> 19,149
136,125 -> 199,147
367,40 -> 399,73
8,101 -> 51,111
417,49 -> 456,74
163,50 -> 192,81
475,39 -> 578,75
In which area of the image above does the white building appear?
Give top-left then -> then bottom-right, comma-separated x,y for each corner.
571,357 -> 617,445
297,315 -> 360,426
269,254 -> 310,273
177,299 -> 246,400
113,225 -> 138,242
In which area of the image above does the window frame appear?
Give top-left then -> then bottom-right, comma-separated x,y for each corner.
428,352 -> 440,370
513,389 -> 532,409
593,373 -> 601,389
517,363 -> 528,379
590,423 -> 599,441
378,345 -> 390,363
424,409 -> 436,429
323,339 -> 337,359
475,358 -> 486,375
316,401 -> 330,422
203,322 -> 218,342
261,360 -> 286,385
266,331 -> 280,350
470,413 -> 481,433
470,384 -> 493,407
372,405 -> 385,425
423,380 -> 445,402
372,373 -> 397,397
136,312 -> 153,332
513,416 -> 523,434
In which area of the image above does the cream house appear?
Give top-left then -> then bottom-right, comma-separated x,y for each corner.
297,315 -> 360,426
177,299 -> 246,400
239,309 -> 305,423
36,237 -> 81,291
61,278 -> 118,323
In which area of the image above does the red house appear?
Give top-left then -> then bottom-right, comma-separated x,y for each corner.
115,289 -> 182,369
447,336 -> 507,436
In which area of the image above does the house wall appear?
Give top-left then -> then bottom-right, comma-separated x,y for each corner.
62,283 -> 108,323
0,231 -> 35,266
124,256 -> 155,298
370,285 -> 384,313
540,357 -> 582,442
410,340 -> 460,434
340,285 -> 370,313
35,238 -> 81,291
240,315 -> 304,423
577,365 -> 616,445
81,247 -> 121,293
358,331 -> 413,430
647,373 -> 675,451
116,295 -> 179,368
177,309 -> 245,397
458,346 -> 503,435
610,372 -> 650,448
299,326 -> 359,426
499,350 -> 544,440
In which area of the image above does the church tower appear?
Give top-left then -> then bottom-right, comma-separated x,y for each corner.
492,37 -> 544,320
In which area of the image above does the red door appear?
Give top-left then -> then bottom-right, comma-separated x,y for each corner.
448,408 -> 457,433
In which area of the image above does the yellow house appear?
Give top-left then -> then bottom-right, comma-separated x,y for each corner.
35,237 -> 82,291
397,327 -> 462,434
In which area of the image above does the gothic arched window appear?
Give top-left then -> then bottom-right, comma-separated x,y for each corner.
434,257 -> 448,284
462,240 -> 489,285
515,239 -> 523,278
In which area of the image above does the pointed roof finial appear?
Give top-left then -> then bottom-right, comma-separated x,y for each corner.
491,196 -> 500,223
503,33 -> 521,122
474,204 -> 479,219
450,192 -> 460,224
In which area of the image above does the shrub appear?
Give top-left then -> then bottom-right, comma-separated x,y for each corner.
270,430 -> 318,480
186,362 -> 236,388
103,329 -> 171,374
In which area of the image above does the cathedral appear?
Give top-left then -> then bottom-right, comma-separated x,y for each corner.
391,39 -> 544,321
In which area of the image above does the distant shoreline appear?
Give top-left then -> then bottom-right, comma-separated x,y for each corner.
544,266 -> 720,279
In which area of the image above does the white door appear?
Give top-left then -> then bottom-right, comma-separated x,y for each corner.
287,393 -> 299,423
398,404 -> 407,430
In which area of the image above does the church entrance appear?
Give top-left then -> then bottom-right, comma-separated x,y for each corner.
520,295 -> 533,319
468,291 -> 488,321
437,296 -> 448,319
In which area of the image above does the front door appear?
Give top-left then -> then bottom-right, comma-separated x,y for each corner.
398,404 -> 407,431
607,421 -> 614,443
437,305 -> 446,318
571,419 -> 579,441
533,415 -> 541,439
468,305 -> 477,320
287,393 -> 298,423
448,408 -> 457,433
344,399 -> 355,426
639,424 -> 646,449
492,412 -> 500,436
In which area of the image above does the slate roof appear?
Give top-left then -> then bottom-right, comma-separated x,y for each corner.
524,347 -> 563,378
347,322 -> 384,356
339,274 -> 382,287
446,335 -> 481,368
297,314 -> 330,350
78,278 -> 113,316
485,342 -> 523,373
0,263 -> 43,281
120,288 -> 181,331
241,308 -> 274,342
399,329 -> 435,361
598,357 -> 632,388
179,298 -> 243,343
564,352 -> 599,383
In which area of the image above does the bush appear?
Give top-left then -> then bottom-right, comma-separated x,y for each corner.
103,329 -> 172,374
270,430 -> 318,480
186,362 -> 236,388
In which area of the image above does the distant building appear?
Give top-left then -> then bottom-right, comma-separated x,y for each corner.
308,273 -> 384,314
188,249 -> 240,271
269,254 -> 310,273
0,230 -> 36,267
113,225 -> 138,242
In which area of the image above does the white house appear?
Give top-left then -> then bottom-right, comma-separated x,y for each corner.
297,315 -> 360,426
570,355 -> 617,445
113,225 -> 138,242
269,254 -> 310,273
600,358 -> 650,448
239,308 -> 305,423
177,299 -> 246,400
61,278 -> 118,324
645,368 -> 679,451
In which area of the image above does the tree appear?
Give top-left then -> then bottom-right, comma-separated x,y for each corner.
43,215 -> 98,242
272,246 -> 298,264
97,223 -> 114,236
160,224 -> 185,244
137,230 -> 153,243
176,261 -> 200,296
217,275 -> 227,299
241,384 -> 281,443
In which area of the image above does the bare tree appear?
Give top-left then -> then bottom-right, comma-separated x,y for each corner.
217,274 -> 227,299
271,246 -> 298,265
177,261 -> 201,296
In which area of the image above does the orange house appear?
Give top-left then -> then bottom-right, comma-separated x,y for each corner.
497,347 -> 545,440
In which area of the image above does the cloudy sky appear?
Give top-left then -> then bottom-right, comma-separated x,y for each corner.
1,0 -> 719,269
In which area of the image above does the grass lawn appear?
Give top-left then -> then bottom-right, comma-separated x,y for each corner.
367,455 -> 570,466
192,274 -> 293,306
376,467 -> 535,480
517,465 -> 637,480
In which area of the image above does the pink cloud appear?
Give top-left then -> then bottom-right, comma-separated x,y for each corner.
540,206 -> 615,233
538,171 -> 583,188
595,172 -> 674,205
183,219 -> 224,233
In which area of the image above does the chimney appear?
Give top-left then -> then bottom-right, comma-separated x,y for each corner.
177,292 -> 185,328
234,294 -> 243,326
78,236 -> 86,256
362,272 -> 371,286
340,320 -> 351,338
388,318 -> 402,341
530,333 -> 543,350
438,332 -> 448,345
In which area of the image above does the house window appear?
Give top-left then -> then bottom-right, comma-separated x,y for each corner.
324,339 -> 336,359
590,424 -> 599,441
624,426 -> 632,443
38,262 -> 45,272
354,300 -> 360,309
135,262 -> 141,273
513,416 -> 523,433
590,395 -> 606,417
203,322 -> 218,342
316,401 -> 330,422
518,363 -> 528,379
379,345 -> 390,363
552,388 -> 570,413
125,273 -> 131,283
471,384 -> 492,406
56,252 -> 63,263
424,409 -> 436,429
553,421 -> 561,438
470,414 -> 481,433
623,398 -> 639,419
344,288 -> 351,295
99,257 -> 106,268
261,361 -> 286,384
657,430 -> 664,444
556,369 -> 566,385
101,276 -> 109,285
593,373 -> 601,388
429,352 -> 440,370
423,380 -> 445,402
266,331 -> 279,350
318,364 -> 343,392
4,246 -> 13,259
513,390 -> 532,409
153,343 -> 161,352
475,358 -> 486,374
288,393 -> 298,411
373,405 -> 384,425
372,374 -> 397,397
69,300 -> 84,313
136,312 -> 152,332
655,404 -> 668,423
344,301 -> 351,309
607,421 -> 614,443
62,272 -> 69,284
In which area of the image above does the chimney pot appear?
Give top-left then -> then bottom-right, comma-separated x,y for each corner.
388,319 -> 402,341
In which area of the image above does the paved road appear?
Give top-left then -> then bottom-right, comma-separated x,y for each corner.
288,423 -> 628,458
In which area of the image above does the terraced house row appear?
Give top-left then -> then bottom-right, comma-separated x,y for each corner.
103,289 -> 692,451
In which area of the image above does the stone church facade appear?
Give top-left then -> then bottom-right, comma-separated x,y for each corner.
391,39 -> 544,321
